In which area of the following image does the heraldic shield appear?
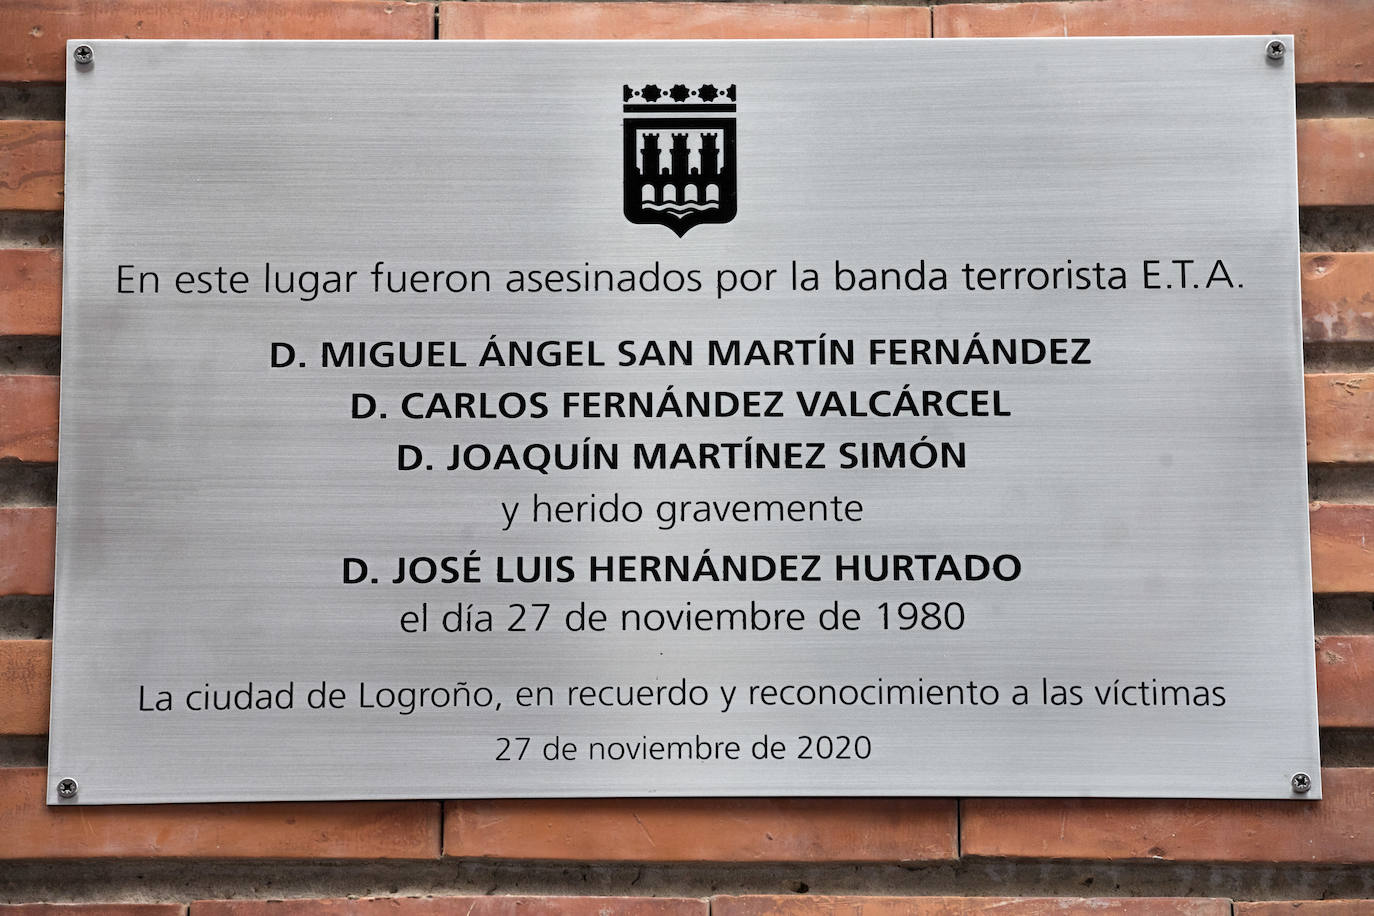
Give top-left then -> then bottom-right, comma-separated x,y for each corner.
623,83 -> 737,237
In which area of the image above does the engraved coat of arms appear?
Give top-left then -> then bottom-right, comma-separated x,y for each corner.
623,82 -> 737,237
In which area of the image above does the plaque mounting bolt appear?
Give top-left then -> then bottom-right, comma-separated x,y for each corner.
73,45 -> 93,66
55,778 -> 79,799
1266,40 -> 1287,61
1291,772 -> 1312,794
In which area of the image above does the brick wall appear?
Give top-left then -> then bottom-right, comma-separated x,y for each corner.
3,0 -> 1373,911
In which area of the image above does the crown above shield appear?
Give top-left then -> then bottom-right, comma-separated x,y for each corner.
623,83 -> 738,237
623,83 -> 738,104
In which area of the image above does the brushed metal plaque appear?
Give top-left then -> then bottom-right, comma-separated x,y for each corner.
51,38 -> 1318,803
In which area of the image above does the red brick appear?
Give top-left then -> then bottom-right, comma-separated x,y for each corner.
962,767 -> 1374,863
1303,253 -> 1374,343
714,897 -> 1230,916
0,507 -> 55,596
193,899 -> 705,915
1238,904 -> 1374,915
1299,119 -> 1374,207
1306,374 -> 1374,464
0,375 -> 58,462
0,121 -> 64,211
9,505 -> 1361,599
13,638 -> 1360,739
0,249 -> 62,337
4,635 -> 1351,739
934,0 -> 1374,85
443,797 -> 957,863
0,907 -> 184,915
0,768 -> 440,859
1316,636 -> 1374,728
0,907 -> 183,915
440,2 -> 929,40
0,640 -> 50,735
1,0 -> 435,83
25,115 -> 1367,217
1311,503 -> 1374,594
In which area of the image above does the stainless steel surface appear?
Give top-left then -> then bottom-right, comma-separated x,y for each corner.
51,38 -> 1318,803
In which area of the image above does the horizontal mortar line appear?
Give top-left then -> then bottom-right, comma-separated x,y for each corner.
3,371 -> 1374,464
60,102 -> 1374,120
1,0 -> 439,83
0,230 -> 1367,255
4,857 -> 1374,905
4,117 -> 1374,209
4,693 -> 1374,739
5,507 -> 1374,593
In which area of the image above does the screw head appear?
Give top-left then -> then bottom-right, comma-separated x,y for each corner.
55,777 -> 79,799
73,45 -> 93,65
1266,40 -> 1287,61
1291,772 -> 1312,794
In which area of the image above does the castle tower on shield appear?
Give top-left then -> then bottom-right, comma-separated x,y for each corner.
623,82 -> 737,236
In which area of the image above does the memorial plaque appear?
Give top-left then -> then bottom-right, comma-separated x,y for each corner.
50,38 -> 1319,803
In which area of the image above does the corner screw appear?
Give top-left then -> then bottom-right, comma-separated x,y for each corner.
73,45 -> 93,66
1266,40 -> 1287,61
1291,772 -> 1312,794
56,777 -> 79,799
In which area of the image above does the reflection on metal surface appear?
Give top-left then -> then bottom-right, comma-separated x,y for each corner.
50,38 -> 1317,804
